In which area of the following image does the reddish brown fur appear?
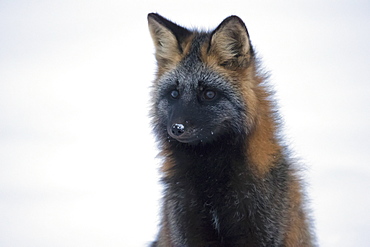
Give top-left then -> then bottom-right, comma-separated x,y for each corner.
283,174 -> 314,246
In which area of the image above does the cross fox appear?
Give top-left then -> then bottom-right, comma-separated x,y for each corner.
148,13 -> 315,246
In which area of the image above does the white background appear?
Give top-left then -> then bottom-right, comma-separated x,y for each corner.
1,0 -> 369,246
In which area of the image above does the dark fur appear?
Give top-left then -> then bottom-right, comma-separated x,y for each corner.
148,13 -> 315,247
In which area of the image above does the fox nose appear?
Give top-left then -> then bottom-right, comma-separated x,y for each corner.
171,123 -> 185,136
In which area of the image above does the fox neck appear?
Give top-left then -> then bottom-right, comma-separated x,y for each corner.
164,134 -> 249,184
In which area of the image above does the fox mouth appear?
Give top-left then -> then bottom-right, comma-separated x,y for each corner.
173,135 -> 201,144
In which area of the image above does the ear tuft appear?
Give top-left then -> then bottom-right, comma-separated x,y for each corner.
148,13 -> 191,69
209,15 -> 253,69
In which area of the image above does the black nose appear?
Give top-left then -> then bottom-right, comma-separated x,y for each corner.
171,123 -> 185,136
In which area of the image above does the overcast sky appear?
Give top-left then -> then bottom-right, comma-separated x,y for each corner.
0,0 -> 370,246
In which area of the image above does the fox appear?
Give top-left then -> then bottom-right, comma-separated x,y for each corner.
148,13 -> 315,247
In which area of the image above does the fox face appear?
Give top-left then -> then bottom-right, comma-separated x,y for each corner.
154,58 -> 246,145
149,14 -> 259,146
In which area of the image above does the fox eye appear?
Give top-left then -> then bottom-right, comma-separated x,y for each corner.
170,90 -> 180,99
203,89 -> 216,100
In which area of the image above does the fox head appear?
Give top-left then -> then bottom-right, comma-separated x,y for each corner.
148,13 -> 263,146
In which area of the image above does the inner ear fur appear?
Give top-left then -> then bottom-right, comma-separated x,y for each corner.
209,16 -> 253,69
148,13 -> 191,68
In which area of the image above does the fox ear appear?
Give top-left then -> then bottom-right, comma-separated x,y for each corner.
209,16 -> 253,69
148,13 -> 191,68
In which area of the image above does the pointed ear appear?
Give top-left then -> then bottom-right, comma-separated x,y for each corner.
209,16 -> 253,69
148,13 -> 191,68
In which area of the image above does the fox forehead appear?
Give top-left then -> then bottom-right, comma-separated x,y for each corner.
156,34 -> 231,88
180,33 -> 209,68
